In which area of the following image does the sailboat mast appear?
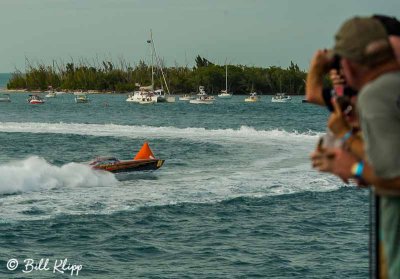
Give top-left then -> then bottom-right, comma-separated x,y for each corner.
151,32 -> 171,94
225,64 -> 228,92
150,29 -> 154,89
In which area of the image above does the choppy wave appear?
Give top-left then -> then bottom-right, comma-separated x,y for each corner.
0,156 -> 117,195
0,122 -> 321,144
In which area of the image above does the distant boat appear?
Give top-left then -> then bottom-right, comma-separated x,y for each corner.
75,93 -> 89,103
302,99 -> 308,103
190,86 -> 214,104
0,93 -> 11,102
179,94 -> 194,101
45,91 -> 57,98
127,30 -> 172,103
271,93 -> 292,103
218,64 -> 233,99
27,94 -> 45,104
244,92 -> 259,102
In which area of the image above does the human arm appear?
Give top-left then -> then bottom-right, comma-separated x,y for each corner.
306,50 -> 330,105
314,148 -> 400,192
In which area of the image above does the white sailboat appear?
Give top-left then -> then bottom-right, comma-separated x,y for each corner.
126,30 -> 174,103
218,64 -> 232,98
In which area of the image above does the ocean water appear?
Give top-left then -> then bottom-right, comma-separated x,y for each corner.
0,93 -> 369,278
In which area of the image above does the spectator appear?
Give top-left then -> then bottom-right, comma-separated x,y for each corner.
310,16 -> 400,278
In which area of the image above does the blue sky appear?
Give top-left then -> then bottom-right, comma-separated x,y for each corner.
0,0 -> 399,72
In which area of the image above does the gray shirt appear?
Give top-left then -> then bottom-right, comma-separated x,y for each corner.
357,71 -> 400,179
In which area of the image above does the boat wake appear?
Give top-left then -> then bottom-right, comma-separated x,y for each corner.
0,156 -> 118,195
0,122 -> 321,145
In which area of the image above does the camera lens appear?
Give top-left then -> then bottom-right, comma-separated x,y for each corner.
331,55 -> 341,70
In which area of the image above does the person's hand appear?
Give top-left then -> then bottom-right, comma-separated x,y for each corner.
327,98 -> 351,138
323,148 -> 358,183
311,147 -> 335,173
309,49 -> 332,75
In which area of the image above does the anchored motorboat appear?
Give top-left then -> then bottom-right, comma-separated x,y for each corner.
189,86 -> 214,104
75,93 -> 89,103
90,142 -> 164,173
271,93 -> 292,103
244,92 -> 260,102
27,94 -> 45,104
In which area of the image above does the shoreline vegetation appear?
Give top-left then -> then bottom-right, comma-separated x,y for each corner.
6,56 -> 307,95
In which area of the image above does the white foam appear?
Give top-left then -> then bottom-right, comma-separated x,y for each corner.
0,122 -> 321,145
0,123 -> 340,221
0,156 -> 118,195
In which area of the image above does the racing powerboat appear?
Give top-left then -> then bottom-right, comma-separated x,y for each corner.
89,142 -> 164,173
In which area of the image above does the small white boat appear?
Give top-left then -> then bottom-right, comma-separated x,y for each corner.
218,90 -> 232,98
45,91 -> 57,98
244,92 -> 259,102
0,93 -> 11,102
75,94 -> 89,103
190,86 -> 214,104
271,93 -> 292,103
179,94 -> 194,101
27,94 -> 45,104
189,96 -> 214,104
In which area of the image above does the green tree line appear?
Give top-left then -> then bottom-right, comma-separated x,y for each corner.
7,56 -> 307,95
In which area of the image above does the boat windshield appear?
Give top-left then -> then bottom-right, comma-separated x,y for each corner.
90,157 -> 120,166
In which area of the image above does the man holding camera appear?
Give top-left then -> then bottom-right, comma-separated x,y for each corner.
308,16 -> 400,278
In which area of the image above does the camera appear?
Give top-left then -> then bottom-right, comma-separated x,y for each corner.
330,54 -> 341,71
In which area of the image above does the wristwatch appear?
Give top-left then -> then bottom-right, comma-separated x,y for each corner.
351,161 -> 364,179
